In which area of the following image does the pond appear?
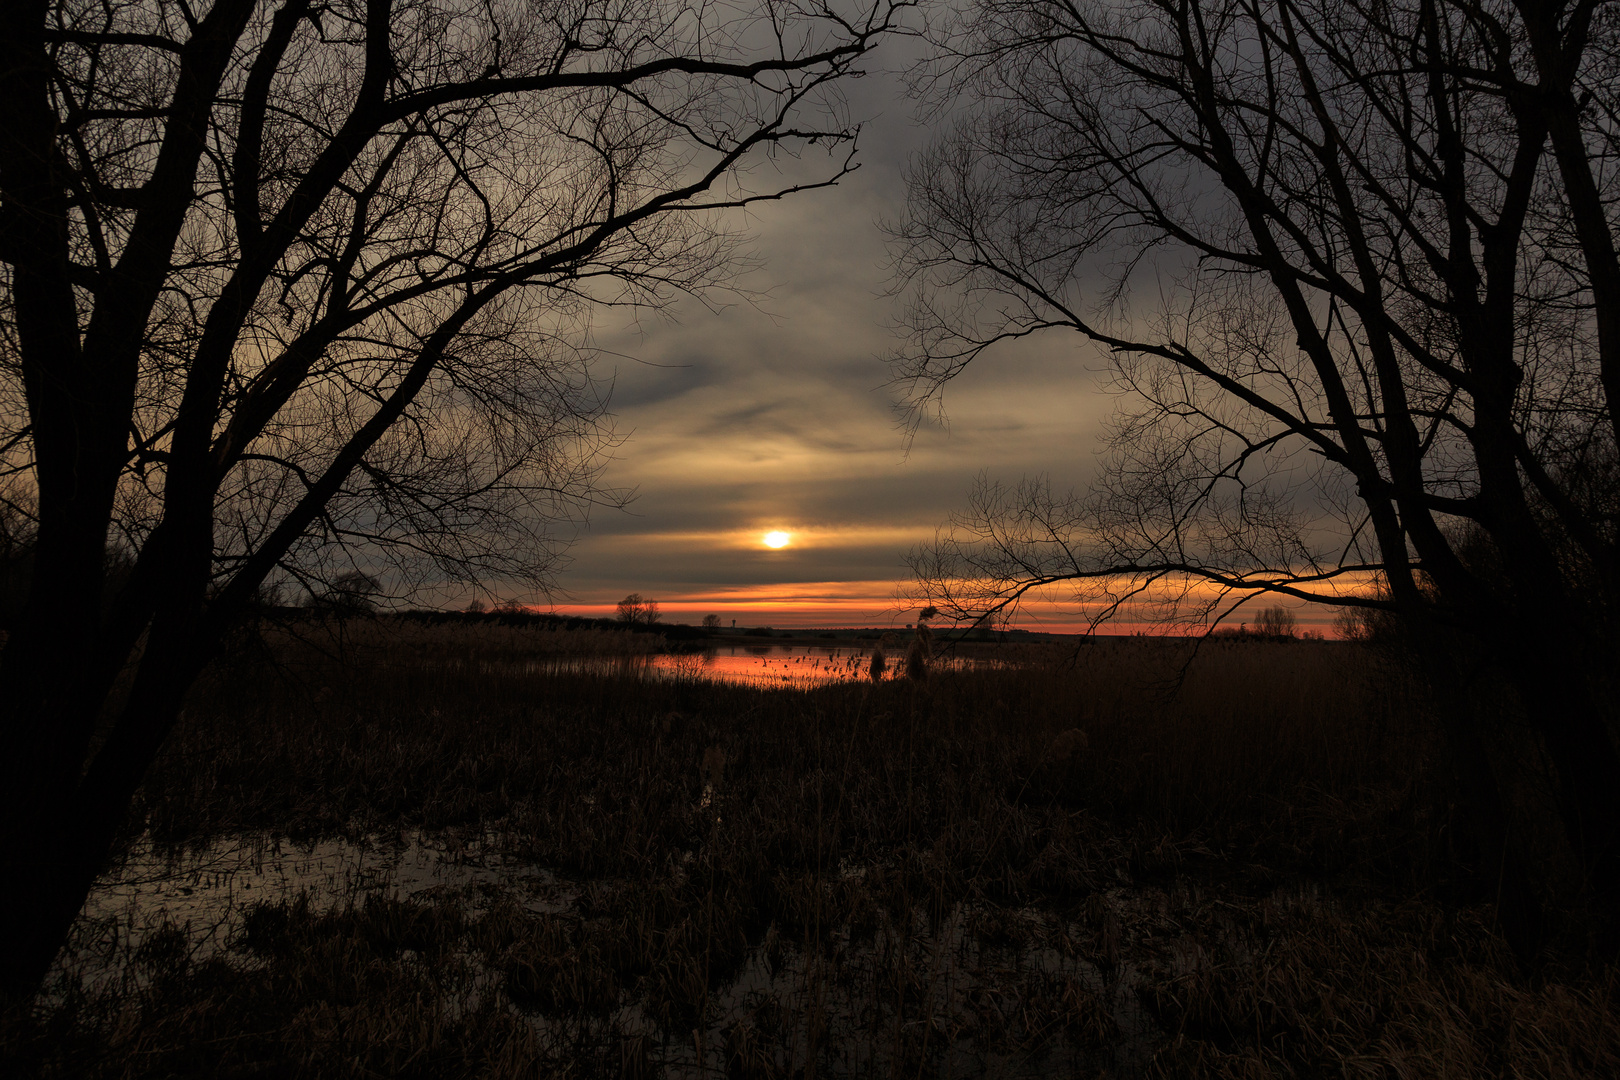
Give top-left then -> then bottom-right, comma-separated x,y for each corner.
497,643 -> 1012,689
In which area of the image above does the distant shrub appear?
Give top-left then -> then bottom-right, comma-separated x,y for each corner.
311,571 -> 381,616
616,594 -> 661,626
1255,606 -> 1297,639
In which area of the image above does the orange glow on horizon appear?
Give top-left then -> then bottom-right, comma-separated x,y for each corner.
545,575 -> 1375,636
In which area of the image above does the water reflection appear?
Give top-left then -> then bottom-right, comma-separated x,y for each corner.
57,831 -> 573,997
502,644 -> 1008,689
59,830 -> 1160,1075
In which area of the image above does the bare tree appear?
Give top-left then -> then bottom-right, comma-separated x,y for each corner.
0,0 -> 902,1000
891,0 -> 1619,943
312,569 -> 382,615
1253,606 -> 1296,640
702,612 -> 724,629
616,592 -> 661,625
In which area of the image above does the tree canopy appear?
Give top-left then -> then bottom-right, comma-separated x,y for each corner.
0,0 -> 901,1000
616,592 -> 661,625
892,0 -> 1620,948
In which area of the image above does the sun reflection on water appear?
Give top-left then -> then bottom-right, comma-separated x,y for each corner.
491,645 -> 1006,689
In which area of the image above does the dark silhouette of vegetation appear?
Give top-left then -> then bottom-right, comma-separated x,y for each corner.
1254,606 -> 1297,640
0,501 -> 37,631
893,0 -> 1620,955
616,593 -> 662,627
8,623 -> 1614,1076
0,0 -> 903,1003
310,571 -> 381,616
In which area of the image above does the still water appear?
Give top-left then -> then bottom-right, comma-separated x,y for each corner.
505,643 -> 1007,689
59,828 -> 1157,1077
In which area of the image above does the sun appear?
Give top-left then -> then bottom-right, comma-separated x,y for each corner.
762,530 -> 792,549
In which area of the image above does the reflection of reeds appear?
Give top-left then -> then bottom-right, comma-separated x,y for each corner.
904,636 -> 929,682
16,625 -> 1618,1077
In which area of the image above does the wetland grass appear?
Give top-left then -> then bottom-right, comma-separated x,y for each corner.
5,620 -> 1616,1077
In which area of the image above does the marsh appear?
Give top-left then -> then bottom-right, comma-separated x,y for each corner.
6,617 -> 1615,1078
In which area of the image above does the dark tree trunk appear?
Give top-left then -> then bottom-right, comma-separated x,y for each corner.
1414,596 -> 1620,961
1,639 -> 111,1004
0,0 -> 885,1013
1413,625 -> 1547,961
0,600 -> 211,1006
1513,628 -> 1620,914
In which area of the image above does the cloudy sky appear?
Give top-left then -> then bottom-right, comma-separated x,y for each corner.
541,45 -> 1336,634
530,46 -> 1121,631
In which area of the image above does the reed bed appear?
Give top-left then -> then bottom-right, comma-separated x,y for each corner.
4,622 -> 1615,1078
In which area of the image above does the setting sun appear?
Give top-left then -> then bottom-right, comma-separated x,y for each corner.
762,531 -> 792,549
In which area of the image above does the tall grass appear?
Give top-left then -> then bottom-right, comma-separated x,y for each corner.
5,620 -> 1615,1078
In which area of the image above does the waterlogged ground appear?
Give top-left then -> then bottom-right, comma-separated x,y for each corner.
25,633 -> 1616,1078
55,827 -> 1165,1078
62,831 -> 576,988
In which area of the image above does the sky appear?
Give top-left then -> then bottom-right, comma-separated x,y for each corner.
540,44 -> 1336,635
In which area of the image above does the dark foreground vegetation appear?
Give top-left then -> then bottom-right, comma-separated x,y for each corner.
4,621 -> 1617,1078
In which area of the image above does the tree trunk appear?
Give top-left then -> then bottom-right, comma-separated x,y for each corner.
0,656 -> 106,1003
1414,627 -> 1546,962
0,610 -> 209,1007
1416,601 -> 1620,959
1512,627 -> 1620,918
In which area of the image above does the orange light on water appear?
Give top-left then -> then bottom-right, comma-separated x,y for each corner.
762,531 -> 791,549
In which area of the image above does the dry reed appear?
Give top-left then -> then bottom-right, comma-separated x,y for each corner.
4,620 -> 1615,1078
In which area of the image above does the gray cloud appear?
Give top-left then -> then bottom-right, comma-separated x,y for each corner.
550,55 -> 1120,623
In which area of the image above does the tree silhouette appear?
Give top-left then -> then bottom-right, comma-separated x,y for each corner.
893,0 -> 1620,944
616,593 -> 661,626
313,570 -> 381,616
0,0 -> 901,1000
1253,607 -> 1297,640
